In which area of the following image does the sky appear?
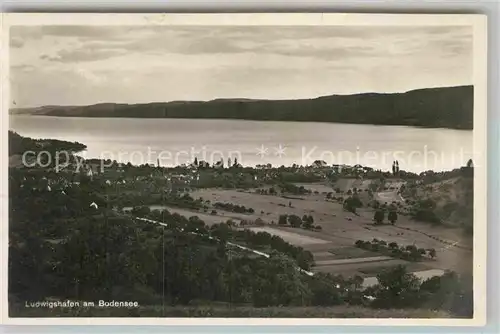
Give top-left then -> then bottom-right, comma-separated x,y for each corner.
10,25 -> 473,108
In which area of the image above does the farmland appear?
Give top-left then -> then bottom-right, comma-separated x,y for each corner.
132,173 -> 472,279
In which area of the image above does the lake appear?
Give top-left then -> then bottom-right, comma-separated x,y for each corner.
9,116 -> 473,173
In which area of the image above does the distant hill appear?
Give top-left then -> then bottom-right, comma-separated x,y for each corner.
10,85 -> 473,130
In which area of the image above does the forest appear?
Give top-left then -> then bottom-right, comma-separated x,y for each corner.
10,85 -> 473,130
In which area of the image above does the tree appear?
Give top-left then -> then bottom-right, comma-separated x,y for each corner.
428,248 -> 437,259
374,210 -> 385,225
419,271 -> 472,317
302,219 -> 313,230
405,245 -> 417,253
288,215 -> 302,228
343,198 -> 358,214
278,214 -> 288,225
309,273 -> 343,306
250,253 -> 312,307
301,215 -> 313,229
388,242 -> 398,249
372,265 -> 421,309
388,211 -> 398,225
350,195 -> 363,208
419,198 -> 436,210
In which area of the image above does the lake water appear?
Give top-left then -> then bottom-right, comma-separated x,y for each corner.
9,116 -> 473,173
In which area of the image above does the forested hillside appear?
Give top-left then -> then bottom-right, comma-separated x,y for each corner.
10,86 -> 473,130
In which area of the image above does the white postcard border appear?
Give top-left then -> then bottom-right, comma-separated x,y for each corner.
0,12 -> 488,326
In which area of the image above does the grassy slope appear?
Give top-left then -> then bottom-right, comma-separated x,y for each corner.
412,176 -> 473,228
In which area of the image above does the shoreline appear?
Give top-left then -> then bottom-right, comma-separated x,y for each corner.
9,114 -> 474,131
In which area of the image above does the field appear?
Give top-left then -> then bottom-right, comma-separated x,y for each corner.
188,180 -> 472,278
124,175 -> 472,282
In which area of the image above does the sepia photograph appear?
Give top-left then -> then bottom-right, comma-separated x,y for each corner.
1,13 -> 487,325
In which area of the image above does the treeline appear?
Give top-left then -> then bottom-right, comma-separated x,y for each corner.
214,202 -> 255,214
15,86 -> 473,130
372,206 -> 399,225
364,266 -> 472,313
111,191 -> 204,211
129,206 -> 314,271
355,239 -> 436,262
277,214 -> 322,231
278,183 -> 311,195
9,130 -> 86,156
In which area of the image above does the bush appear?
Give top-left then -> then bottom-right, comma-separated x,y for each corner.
388,242 -> 398,249
405,245 -> 417,253
412,209 -> 441,224
363,241 -> 372,250
374,210 -> 384,224
278,214 -> 288,225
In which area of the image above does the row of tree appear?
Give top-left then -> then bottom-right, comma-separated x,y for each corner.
355,239 -> 436,261
277,214 -> 321,231
374,210 -> 398,225
213,202 -> 255,214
